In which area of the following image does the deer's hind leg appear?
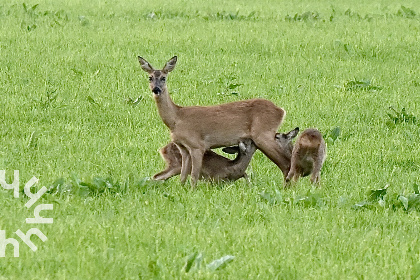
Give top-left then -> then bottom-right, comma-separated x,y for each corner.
153,143 -> 182,181
153,167 -> 181,181
310,153 -> 322,185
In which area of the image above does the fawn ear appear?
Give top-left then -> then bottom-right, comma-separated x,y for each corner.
284,127 -> 299,140
222,146 -> 240,154
163,56 -> 177,73
138,56 -> 155,74
285,127 -> 299,140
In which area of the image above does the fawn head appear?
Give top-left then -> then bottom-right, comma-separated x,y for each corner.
239,139 -> 257,155
275,127 -> 299,154
138,56 -> 177,95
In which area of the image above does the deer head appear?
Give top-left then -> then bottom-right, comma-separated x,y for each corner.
138,56 -> 177,95
275,127 -> 299,157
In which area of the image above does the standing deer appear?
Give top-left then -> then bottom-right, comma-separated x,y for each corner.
153,139 -> 257,182
275,127 -> 326,185
138,56 -> 289,187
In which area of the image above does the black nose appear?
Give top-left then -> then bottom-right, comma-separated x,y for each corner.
152,87 -> 161,94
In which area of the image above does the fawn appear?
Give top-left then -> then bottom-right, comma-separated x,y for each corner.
138,56 -> 289,187
275,127 -> 326,185
153,139 -> 257,182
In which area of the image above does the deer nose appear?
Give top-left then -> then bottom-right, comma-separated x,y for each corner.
152,87 -> 161,94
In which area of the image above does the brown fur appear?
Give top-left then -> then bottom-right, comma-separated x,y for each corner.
275,128 -> 326,186
138,56 -> 288,187
153,139 -> 257,182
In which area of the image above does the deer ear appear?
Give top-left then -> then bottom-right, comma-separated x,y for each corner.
163,56 -> 177,73
287,127 -> 299,139
138,56 -> 154,73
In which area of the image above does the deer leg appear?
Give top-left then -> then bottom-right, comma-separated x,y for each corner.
189,148 -> 205,188
310,154 -> 322,185
285,168 -> 294,188
286,149 -> 299,182
153,166 -> 181,181
285,170 -> 294,188
253,133 -> 290,178
153,144 -> 182,181
177,145 -> 191,184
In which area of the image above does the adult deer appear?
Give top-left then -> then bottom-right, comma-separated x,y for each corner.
153,139 -> 257,182
138,56 -> 289,187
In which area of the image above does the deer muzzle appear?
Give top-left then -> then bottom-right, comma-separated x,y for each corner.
152,87 -> 162,95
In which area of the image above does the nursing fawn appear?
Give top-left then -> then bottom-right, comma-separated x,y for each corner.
153,139 -> 256,182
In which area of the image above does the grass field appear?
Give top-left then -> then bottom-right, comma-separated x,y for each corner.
1,0 -> 420,278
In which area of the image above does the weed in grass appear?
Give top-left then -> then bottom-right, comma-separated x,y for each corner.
211,10 -> 256,21
36,89 -> 65,109
182,252 -> 234,273
259,189 -> 283,205
145,10 -> 257,21
86,96 -> 98,105
22,3 -> 39,16
285,11 -> 321,22
344,9 -> 363,20
217,76 -> 243,95
78,15 -> 89,26
386,106 -> 418,128
17,3 -> 69,29
26,131 -> 38,149
47,175 -> 153,197
21,22 -> 37,31
295,190 -> 325,208
260,189 -> 324,209
125,96 -> 143,107
353,184 -> 420,212
397,6 -> 417,19
353,185 -> 388,210
207,255 -> 235,271
323,126 -> 341,146
344,78 -> 382,91
333,40 -> 355,56
182,252 -> 201,273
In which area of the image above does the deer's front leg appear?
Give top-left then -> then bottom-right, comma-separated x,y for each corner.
177,145 -> 191,185
189,148 -> 205,188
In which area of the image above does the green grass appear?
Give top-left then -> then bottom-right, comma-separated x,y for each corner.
1,0 -> 420,278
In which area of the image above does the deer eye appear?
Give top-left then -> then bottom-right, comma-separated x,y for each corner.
149,76 -> 153,81
161,77 -> 166,81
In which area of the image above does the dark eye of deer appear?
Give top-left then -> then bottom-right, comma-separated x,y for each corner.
149,77 -> 153,81
161,77 -> 166,81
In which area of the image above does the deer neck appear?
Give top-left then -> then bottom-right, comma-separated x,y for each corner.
285,145 -> 294,161
232,147 -> 256,169
154,88 -> 180,130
